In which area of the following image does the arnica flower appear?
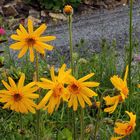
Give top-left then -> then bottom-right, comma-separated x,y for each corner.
0,27 -> 6,35
103,66 -> 128,114
37,64 -> 71,114
0,73 -> 39,113
111,111 -> 136,140
67,73 -> 99,111
10,19 -> 56,62
63,5 -> 73,15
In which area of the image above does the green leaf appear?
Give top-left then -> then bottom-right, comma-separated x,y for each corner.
57,128 -> 72,140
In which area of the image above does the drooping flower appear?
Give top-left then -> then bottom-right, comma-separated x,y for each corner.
10,19 -> 56,62
104,66 -> 128,114
111,111 -> 136,140
0,73 -> 39,113
67,73 -> 99,111
37,64 -> 71,114
0,27 -> 6,35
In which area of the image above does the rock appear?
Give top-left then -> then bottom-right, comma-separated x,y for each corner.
14,1 -> 30,17
0,0 -> 5,5
27,16 -> 41,25
41,10 -> 47,17
84,0 -> 94,5
5,18 -> 20,30
2,4 -> 18,17
0,7 -> 4,16
29,8 -> 40,19
49,13 -> 67,21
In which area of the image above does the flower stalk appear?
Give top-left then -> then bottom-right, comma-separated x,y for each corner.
67,9 -> 76,140
128,0 -> 133,99
19,113 -> 24,140
80,108 -> 84,140
35,51 -> 40,140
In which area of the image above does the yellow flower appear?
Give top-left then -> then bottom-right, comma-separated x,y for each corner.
0,73 -> 39,113
10,19 -> 56,62
103,95 -> 122,114
67,73 -> 99,111
95,101 -> 101,108
111,65 -> 129,100
111,111 -> 136,140
63,5 -> 73,15
37,64 -> 71,114
104,66 -> 128,114
138,84 -> 140,88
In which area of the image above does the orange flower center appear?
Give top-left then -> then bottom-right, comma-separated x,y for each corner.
13,93 -> 22,102
125,125 -> 132,134
119,96 -> 123,102
53,84 -> 63,98
122,87 -> 128,96
68,82 -> 80,94
26,37 -> 35,47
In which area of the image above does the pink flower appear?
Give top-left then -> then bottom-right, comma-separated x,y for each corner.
0,27 -> 6,35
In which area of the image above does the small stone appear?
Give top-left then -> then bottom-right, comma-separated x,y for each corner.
2,4 -> 18,17
41,10 -> 47,17
27,16 -> 41,25
29,8 -> 40,19
0,0 -> 5,5
83,0 -> 94,5
49,12 -> 67,21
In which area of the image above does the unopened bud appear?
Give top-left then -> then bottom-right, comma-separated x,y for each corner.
63,5 -> 73,15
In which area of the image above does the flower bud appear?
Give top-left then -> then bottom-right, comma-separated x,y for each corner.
63,5 -> 73,15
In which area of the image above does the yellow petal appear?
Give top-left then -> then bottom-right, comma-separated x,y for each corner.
22,82 -> 36,92
50,66 -> 56,82
24,93 -> 39,99
78,73 -> 94,82
29,47 -> 34,62
68,94 -> 74,107
37,90 -> 53,109
8,77 -> 17,88
37,42 -> 53,50
2,80 -> 11,90
34,46 -> 45,54
82,82 -> 100,87
28,19 -> 33,34
81,87 -> 98,97
111,136 -> 125,140
10,42 -> 24,50
18,46 -> 28,58
104,100 -> 119,114
77,94 -> 85,108
81,93 -> 92,106
18,73 -> 25,89
11,35 -> 21,41
38,36 -> 56,42
34,24 -> 47,36
47,96 -> 56,114
73,95 -> 78,111
19,24 -> 28,35
124,65 -> 128,83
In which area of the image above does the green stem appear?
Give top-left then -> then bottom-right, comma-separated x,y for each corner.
128,0 -> 133,100
19,113 -> 24,140
94,104 -> 101,140
80,109 -> 84,140
35,52 -> 40,140
72,111 -> 76,140
68,14 -> 76,140
68,15 -> 74,73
